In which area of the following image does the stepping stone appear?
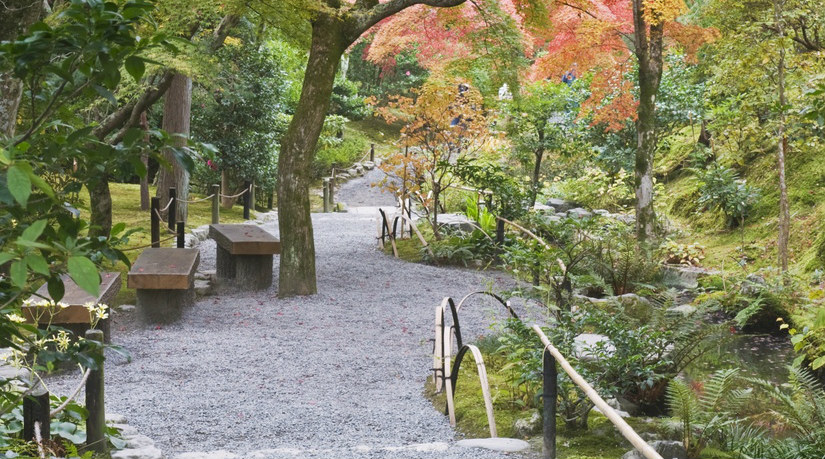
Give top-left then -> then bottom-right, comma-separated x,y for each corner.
455,438 -> 531,452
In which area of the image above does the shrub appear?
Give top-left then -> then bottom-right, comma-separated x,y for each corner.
661,239 -> 706,266
552,166 -> 634,212
695,165 -> 759,228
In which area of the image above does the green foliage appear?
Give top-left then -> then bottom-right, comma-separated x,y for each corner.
312,119 -> 369,179
452,158 -> 531,221
330,76 -> 371,121
190,36 -> 295,194
661,239 -> 706,266
666,369 -> 750,458
551,167 -> 635,212
695,165 -> 760,228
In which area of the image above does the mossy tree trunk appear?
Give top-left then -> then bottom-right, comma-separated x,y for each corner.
157,73 -> 192,224
631,0 -> 664,244
0,0 -> 43,137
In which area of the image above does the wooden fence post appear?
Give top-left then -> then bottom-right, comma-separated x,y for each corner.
243,181 -> 251,220
85,329 -> 107,455
370,143 -> 375,162
323,179 -> 330,213
176,221 -> 185,248
151,197 -> 160,248
211,184 -> 220,224
328,172 -> 335,210
23,383 -> 49,443
168,187 -> 176,231
543,348 -> 557,459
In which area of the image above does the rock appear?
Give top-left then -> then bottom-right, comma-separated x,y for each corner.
194,270 -> 216,281
124,434 -> 155,449
191,226 -> 209,242
455,438 -> 531,452
573,333 -> 614,360
355,165 -> 365,176
622,440 -> 687,459
172,451 -> 239,459
184,234 -> 199,248
593,209 -> 610,216
742,274 -> 767,296
612,213 -> 636,224
335,202 -> 348,213
118,304 -> 136,313
513,410 -> 542,437
617,293 -> 654,321
567,207 -> 594,219
532,203 -> 554,213
106,413 -> 128,424
194,279 -> 213,296
347,168 -> 358,176
109,423 -> 139,437
667,304 -> 697,316
546,198 -> 577,213
593,405 -> 631,418
363,161 -> 376,170
662,265 -> 721,290
541,215 -> 562,225
335,172 -> 351,180
573,294 -> 612,307
438,213 -> 476,234
112,446 -> 163,459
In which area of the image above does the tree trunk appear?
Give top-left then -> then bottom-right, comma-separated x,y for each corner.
775,0 -> 790,271
156,74 -> 192,224
531,147 -> 544,208
220,170 -> 236,209
277,17 -> 346,297
0,0 -> 43,137
632,0 -> 664,244
139,112 -> 150,210
89,176 -> 112,238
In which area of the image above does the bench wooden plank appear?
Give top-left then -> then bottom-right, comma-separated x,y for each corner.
128,248 -> 199,290
209,224 -> 280,255
23,272 -> 121,324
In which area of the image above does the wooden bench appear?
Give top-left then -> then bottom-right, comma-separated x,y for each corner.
127,248 -> 199,323
22,272 -> 120,343
209,224 -> 280,290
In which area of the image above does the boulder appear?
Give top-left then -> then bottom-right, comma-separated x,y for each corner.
622,440 -> 687,459
546,198 -> 577,213
541,215 -> 562,226
617,293 -> 654,321
512,410 -> 542,437
438,213 -> 476,234
184,234 -> 199,248
593,209 -> 611,216
363,161 -> 376,170
194,279 -> 213,296
573,333 -> 614,360
592,405 -> 630,418
662,266 -> 720,290
667,304 -> 697,316
455,438 -> 530,452
533,203 -> 555,213
191,226 -> 209,242
347,168 -> 358,176
124,434 -> 155,449
567,207 -> 594,219
355,165 -> 365,176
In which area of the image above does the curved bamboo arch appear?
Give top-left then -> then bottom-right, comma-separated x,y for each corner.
444,344 -> 497,438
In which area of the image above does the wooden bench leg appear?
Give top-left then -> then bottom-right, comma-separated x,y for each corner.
216,245 -> 236,281
235,255 -> 273,290
136,287 -> 195,324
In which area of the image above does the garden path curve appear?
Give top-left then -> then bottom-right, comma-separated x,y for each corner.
50,168 -> 535,458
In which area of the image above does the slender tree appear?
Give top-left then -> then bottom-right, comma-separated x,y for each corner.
0,0 -> 43,137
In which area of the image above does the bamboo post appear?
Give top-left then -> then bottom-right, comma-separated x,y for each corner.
176,221 -> 185,248
84,329 -> 107,455
151,197 -> 160,248
168,187 -> 176,231
243,181 -> 251,220
543,348 -> 557,459
328,171 -> 335,209
370,143 -> 375,162
23,383 -> 49,443
211,184 -> 220,224
323,179 -> 330,213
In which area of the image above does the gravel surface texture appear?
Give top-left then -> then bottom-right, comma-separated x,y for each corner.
48,171 -> 540,458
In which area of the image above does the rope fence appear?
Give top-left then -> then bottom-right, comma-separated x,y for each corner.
177,193 -> 215,204
50,369 -> 91,417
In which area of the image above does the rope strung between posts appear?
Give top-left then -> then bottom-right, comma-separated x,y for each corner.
50,369 -> 91,417
120,234 -> 179,252
177,193 -> 215,204
219,185 -> 250,199
158,198 -> 174,212
152,209 -> 182,235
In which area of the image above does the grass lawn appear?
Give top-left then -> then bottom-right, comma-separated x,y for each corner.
74,183 -> 248,305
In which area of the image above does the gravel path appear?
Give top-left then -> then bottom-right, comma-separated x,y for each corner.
49,171 -> 537,458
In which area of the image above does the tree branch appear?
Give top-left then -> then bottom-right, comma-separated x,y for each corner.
351,0 -> 468,39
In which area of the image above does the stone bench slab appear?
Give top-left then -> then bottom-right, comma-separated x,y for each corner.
209,224 -> 280,255
128,248 -> 200,290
